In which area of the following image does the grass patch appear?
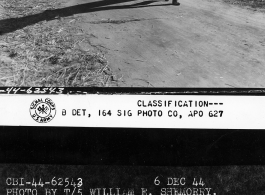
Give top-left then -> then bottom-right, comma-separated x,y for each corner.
223,0 -> 265,9
0,0 -> 115,87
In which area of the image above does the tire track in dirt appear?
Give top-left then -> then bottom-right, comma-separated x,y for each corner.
59,0 -> 265,87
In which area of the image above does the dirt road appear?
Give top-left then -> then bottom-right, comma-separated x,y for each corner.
59,0 -> 265,87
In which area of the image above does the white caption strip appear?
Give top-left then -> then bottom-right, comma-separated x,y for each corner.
0,95 -> 264,129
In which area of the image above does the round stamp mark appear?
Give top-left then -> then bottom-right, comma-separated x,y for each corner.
29,98 -> 56,123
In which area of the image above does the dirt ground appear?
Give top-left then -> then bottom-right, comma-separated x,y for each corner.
57,0 -> 265,87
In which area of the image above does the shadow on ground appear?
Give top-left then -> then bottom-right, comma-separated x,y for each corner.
0,0 -> 173,35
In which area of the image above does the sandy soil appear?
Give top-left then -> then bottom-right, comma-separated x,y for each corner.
59,0 -> 265,87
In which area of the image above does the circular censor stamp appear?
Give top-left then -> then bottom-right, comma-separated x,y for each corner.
29,98 -> 56,123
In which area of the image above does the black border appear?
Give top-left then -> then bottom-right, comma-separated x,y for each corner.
1,127 -> 264,166
1,87 -> 265,95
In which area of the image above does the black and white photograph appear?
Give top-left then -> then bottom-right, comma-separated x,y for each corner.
0,0 -> 264,87
1,0 -> 265,194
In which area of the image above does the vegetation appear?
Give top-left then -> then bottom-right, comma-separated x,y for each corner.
223,0 -> 265,10
0,0 -> 115,87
